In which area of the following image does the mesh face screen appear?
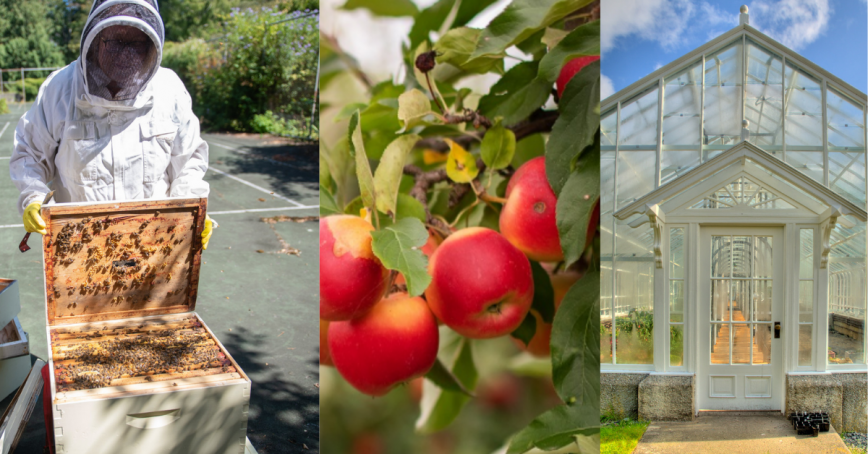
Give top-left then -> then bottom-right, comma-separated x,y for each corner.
81,3 -> 162,101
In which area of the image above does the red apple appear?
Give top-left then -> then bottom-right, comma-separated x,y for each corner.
515,271 -> 581,356
556,55 -> 601,98
426,227 -> 534,339
499,157 -> 563,262
320,319 -> 333,366
320,215 -> 390,321
328,292 -> 439,396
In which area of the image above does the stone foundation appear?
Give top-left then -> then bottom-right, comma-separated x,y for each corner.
600,373 -> 648,419
786,373 -> 867,433
638,374 -> 695,421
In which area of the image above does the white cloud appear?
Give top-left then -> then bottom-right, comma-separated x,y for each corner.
750,0 -> 832,51
601,74 -> 615,100
601,0 -> 697,53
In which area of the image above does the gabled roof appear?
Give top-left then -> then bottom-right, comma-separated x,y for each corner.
602,23 -> 867,113
615,141 -> 868,222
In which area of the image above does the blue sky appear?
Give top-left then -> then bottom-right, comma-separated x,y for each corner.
601,0 -> 867,99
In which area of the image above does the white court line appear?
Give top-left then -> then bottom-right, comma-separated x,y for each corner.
207,166 -> 305,207
0,157 -> 9,160
0,122 -> 10,140
209,206 -> 319,215
0,224 -> 24,229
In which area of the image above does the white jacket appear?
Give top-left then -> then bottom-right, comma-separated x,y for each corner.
10,62 -> 209,215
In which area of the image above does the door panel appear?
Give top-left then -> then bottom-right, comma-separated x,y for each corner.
699,227 -> 783,410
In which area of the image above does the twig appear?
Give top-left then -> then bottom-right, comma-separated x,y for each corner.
322,33 -> 373,90
414,110 -> 559,152
425,72 -> 446,114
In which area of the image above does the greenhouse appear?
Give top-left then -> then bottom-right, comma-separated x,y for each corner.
600,8 -> 867,427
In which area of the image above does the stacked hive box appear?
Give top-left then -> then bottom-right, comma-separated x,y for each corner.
42,198 -> 251,454
0,279 -> 29,402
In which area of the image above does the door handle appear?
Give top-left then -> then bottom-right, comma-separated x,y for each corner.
774,322 -> 781,339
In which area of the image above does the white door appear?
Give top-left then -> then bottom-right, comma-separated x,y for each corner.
698,226 -> 783,410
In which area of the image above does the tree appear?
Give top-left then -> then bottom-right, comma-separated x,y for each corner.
0,0 -> 65,74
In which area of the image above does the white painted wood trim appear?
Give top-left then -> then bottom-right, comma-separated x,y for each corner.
0,317 -> 28,360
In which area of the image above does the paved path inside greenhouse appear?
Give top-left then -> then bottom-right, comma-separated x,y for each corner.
0,103 -> 320,454
634,412 -> 851,454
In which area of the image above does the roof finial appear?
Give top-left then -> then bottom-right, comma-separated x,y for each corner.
740,5 -> 749,25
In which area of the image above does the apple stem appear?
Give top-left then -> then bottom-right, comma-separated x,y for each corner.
425,72 -> 446,115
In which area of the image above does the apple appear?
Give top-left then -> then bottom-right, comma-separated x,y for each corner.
320,215 -> 390,321
426,227 -> 534,339
320,319 -> 333,366
499,156 -> 563,262
515,271 -> 581,356
556,55 -> 601,98
328,292 -> 439,396
477,373 -> 522,410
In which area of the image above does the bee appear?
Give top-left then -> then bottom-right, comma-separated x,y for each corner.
168,225 -> 175,233
139,220 -> 150,232
155,211 -> 160,217
54,289 -> 60,299
166,273 -> 173,282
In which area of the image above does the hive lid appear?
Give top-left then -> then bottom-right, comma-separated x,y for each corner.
0,279 -> 20,330
42,198 -> 207,326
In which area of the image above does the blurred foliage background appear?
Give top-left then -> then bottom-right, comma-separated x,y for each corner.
0,0 -> 319,137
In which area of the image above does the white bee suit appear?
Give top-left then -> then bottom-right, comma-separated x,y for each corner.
10,0 -> 208,215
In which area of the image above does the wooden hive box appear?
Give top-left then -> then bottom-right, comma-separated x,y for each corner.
42,198 -> 250,454
0,316 -> 30,401
0,279 -> 20,330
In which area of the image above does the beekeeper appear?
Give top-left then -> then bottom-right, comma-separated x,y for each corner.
9,0 -> 213,248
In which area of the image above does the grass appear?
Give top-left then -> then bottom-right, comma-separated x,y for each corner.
601,418 -> 650,454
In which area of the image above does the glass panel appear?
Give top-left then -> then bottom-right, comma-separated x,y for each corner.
661,150 -> 701,185
670,281 -> 684,322
711,324 -> 731,364
711,279 -> 730,322
745,41 -> 783,151
663,63 -> 702,146
601,111 -> 617,147
785,151 -> 825,185
617,150 -> 657,209
753,324 -> 772,364
799,281 -> 814,323
826,89 -> 865,150
614,218 -> 654,365
601,150 -> 615,365
754,236 -> 773,279
711,235 -> 731,278
704,43 -> 743,147
784,64 -> 823,149
731,280 -> 751,322
798,324 -> 812,366
670,228 -> 684,279
732,323 -> 751,364
670,324 -> 684,367
732,236 -> 752,278
755,280 -> 773,321
829,151 -> 867,207
619,88 -> 658,147
828,219 -> 866,365
800,229 -> 814,279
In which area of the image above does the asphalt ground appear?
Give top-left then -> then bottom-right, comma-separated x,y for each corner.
0,102 -> 320,453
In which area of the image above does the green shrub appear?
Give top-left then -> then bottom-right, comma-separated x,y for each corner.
6,77 -> 47,102
0,98 -> 8,114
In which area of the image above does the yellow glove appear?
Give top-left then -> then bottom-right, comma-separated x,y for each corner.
202,215 -> 213,250
23,202 -> 47,235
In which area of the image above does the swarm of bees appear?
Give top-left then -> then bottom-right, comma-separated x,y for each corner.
53,319 -> 233,391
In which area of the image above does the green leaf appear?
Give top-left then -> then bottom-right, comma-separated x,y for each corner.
537,21 -> 600,84
334,102 -> 368,122
322,137 -> 358,208
434,27 -> 505,75
470,0 -> 593,60
480,119 -> 516,170
529,261 -> 555,323
425,358 -> 474,396
445,140 -> 479,183
374,134 -> 420,216
551,269 -> 599,407
395,193 -> 428,222
408,0 -> 499,49
515,28 -> 548,59
546,60 -> 600,196
370,217 -> 432,296
397,89 -> 436,132
506,403 -> 599,454
348,111 -> 376,210
340,0 -> 418,17
508,352 -> 554,377
320,187 -> 341,216
510,312 -> 537,347
416,330 -> 478,434
513,133 -> 546,168
542,27 -> 570,50
478,61 -> 550,126
556,147 -> 600,267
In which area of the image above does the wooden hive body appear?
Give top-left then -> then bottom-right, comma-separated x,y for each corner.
0,316 -> 29,402
42,198 -> 250,454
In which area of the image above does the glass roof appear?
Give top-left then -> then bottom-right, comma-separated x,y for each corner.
689,176 -> 796,210
602,33 -> 867,211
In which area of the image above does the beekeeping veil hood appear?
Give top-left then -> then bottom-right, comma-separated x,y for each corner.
80,0 -> 164,101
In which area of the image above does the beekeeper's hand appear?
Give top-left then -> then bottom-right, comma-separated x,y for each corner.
202,215 -> 215,250
23,202 -> 47,235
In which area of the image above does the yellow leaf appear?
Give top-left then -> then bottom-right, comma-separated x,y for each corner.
445,139 -> 479,183
423,149 -> 448,164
